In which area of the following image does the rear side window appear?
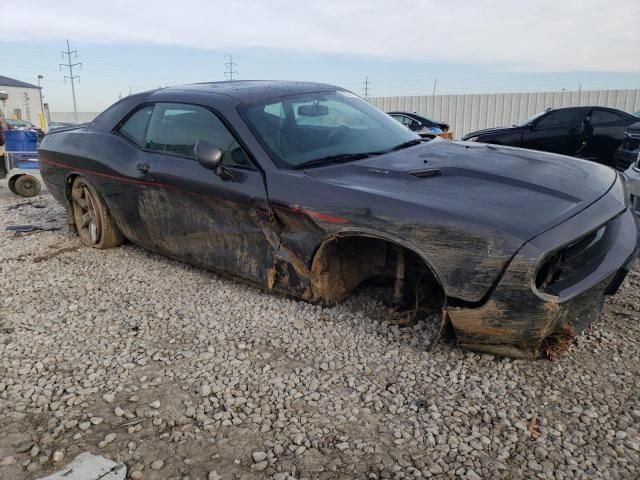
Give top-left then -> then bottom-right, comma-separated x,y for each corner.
118,105 -> 153,146
144,103 -> 251,167
392,114 -> 412,127
590,109 -> 624,124
537,109 -> 586,127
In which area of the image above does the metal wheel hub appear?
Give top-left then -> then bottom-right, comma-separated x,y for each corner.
72,183 -> 102,244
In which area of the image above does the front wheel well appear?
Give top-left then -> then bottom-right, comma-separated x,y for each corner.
309,235 -> 445,310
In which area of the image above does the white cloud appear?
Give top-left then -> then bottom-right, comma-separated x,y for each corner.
2,0 -> 639,72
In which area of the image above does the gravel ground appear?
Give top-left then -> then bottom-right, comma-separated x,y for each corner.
0,176 -> 639,480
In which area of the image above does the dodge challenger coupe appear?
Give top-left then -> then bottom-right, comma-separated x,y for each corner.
39,81 -> 638,358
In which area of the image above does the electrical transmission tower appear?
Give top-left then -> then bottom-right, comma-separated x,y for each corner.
363,76 -> 371,100
224,55 -> 238,81
59,39 -> 82,121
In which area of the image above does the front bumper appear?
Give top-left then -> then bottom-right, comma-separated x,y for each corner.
448,191 -> 638,358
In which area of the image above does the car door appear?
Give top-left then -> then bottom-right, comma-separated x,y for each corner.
102,104 -> 156,242
129,102 -> 278,287
521,108 -> 588,155
579,108 -> 629,166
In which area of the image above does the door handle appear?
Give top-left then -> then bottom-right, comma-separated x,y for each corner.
137,163 -> 150,173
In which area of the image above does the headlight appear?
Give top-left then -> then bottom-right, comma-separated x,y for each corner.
466,136 -> 480,142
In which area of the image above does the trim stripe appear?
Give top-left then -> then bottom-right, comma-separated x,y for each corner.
40,158 -> 349,224
272,204 -> 349,224
41,157 -> 185,191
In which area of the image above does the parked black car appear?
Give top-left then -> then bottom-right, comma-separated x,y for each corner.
38,81 -> 637,358
388,112 -> 450,136
462,106 -> 639,167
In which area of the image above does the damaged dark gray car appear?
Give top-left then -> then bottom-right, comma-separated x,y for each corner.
39,81 -> 638,358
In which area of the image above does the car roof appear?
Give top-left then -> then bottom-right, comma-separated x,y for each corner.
165,80 -> 343,104
548,105 -> 627,113
388,111 -> 419,116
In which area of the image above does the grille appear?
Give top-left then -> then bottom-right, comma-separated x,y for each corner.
410,169 -> 441,178
535,226 -> 605,296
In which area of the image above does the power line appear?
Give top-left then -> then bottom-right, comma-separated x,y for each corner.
363,76 -> 371,99
224,55 -> 238,81
59,39 -> 82,121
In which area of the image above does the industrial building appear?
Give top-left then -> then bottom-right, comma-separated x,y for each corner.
0,75 -> 45,126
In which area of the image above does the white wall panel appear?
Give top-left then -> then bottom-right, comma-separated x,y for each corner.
370,89 -> 640,137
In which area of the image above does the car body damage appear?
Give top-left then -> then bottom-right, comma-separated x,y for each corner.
38,81 -> 638,359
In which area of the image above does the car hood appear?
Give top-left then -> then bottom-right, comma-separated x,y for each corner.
463,125 -> 522,139
303,139 -> 618,242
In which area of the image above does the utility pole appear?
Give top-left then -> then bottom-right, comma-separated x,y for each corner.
363,76 -> 371,100
59,39 -> 82,121
224,55 -> 238,81
37,75 -> 46,129
432,78 -> 438,96
37,75 -> 45,116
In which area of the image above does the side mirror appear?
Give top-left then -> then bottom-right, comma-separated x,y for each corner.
528,122 -> 536,131
194,140 -> 223,175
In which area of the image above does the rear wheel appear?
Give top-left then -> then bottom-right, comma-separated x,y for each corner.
13,175 -> 41,197
70,177 -> 124,249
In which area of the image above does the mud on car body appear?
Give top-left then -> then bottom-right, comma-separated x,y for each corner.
38,81 -> 638,358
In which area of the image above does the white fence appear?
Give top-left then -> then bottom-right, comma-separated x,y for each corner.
49,89 -> 640,136
50,112 -> 100,123
370,89 -> 640,138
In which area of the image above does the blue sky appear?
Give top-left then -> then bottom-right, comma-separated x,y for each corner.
1,0 -> 638,112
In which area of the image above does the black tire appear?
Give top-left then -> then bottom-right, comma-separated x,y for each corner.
70,176 -> 124,249
8,175 -> 18,194
0,155 -> 7,179
14,175 -> 41,197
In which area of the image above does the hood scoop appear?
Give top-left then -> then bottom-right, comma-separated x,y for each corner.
410,169 -> 441,178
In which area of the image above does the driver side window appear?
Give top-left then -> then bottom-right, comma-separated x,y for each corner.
119,103 -> 252,168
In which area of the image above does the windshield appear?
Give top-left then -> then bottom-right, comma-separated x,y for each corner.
242,90 -> 418,168
515,111 -> 548,127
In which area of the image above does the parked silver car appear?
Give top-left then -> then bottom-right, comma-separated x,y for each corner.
625,153 -> 640,216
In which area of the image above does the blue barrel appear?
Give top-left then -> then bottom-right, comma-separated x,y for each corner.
3,130 -> 38,152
